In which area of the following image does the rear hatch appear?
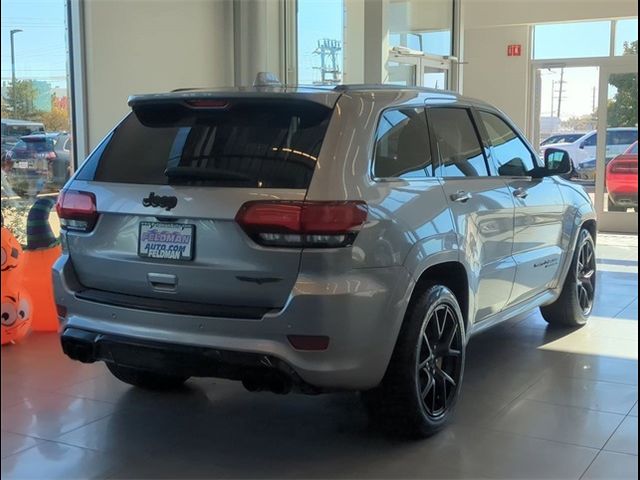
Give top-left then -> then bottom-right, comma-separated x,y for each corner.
63,94 -> 337,311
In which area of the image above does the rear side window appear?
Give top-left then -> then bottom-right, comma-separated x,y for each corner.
428,108 -> 488,177
608,130 -> 638,146
479,111 -> 538,176
373,107 -> 432,179
93,100 -> 333,189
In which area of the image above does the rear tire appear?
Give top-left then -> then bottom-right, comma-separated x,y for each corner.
608,197 -> 626,212
541,228 -> 596,327
362,284 -> 465,438
106,363 -> 189,390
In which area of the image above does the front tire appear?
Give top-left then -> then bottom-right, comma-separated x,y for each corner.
106,363 -> 189,390
541,228 -> 596,327
362,285 -> 465,438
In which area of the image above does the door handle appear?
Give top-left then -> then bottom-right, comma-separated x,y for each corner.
513,187 -> 529,199
450,191 -> 472,203
147,273 -> 177,292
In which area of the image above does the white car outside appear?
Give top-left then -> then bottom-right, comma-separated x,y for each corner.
541,127 -> 638,169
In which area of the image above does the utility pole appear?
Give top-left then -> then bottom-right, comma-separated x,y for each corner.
312,39 -> 342,85
10,29 -> 23,114
556,67 -> 565,118
551,80 -> 555,116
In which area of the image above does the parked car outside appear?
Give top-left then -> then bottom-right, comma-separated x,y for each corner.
1,119 -> 46,167
54,83 -> 596,437
4,132 -> 71,197
540,127 -> 638,169
540,132 -> 586,147
606,141 -> 638,212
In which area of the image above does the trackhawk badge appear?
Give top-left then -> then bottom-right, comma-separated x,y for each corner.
142,192 -> 178,211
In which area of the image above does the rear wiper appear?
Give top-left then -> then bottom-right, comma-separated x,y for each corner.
165,166 -> 251,182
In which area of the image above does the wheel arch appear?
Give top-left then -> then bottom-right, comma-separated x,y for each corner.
406,260 -> 471,334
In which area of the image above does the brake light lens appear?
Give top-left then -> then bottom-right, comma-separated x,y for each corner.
236,201 -> 368,248
610,161 -> 638,174
185,99 -> 229,109
56,190 -> 98,232
46,151 -> 56,160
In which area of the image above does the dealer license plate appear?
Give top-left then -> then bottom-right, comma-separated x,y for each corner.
138,222 -> 194,261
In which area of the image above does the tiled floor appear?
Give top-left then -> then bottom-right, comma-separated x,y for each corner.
1,236 -> 638,479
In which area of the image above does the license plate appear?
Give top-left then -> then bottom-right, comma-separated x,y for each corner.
138,222 -> 195,261
15,161 -> 30,169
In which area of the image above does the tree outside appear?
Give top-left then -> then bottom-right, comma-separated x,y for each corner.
608,40 -> 638,128
1,79 -> 70,132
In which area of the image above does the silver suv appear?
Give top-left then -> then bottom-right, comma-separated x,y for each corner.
54,84 -> 596,437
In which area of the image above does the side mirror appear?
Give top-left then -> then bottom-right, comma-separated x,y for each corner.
541,148 -> 573,177
579,143 -> 585,150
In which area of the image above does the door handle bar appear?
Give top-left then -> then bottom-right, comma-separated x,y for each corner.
450,191 -> 472,203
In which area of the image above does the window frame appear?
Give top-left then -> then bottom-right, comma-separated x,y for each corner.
426,105 -> 493,179
370,105 -> 435,182
475,107 -> 542,178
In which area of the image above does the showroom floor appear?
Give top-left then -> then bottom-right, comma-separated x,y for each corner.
1,235 -> 638,480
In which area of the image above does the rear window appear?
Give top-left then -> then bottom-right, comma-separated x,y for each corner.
93,100 -> 333,189
14,138 -> 54,152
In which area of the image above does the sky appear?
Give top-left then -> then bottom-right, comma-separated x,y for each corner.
0,0 -> 68,88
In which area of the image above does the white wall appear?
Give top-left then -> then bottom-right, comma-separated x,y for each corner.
82,0 -> 234,149
462,25 -> 531,130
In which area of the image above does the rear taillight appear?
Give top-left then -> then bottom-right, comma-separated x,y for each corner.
610,162 -> 638,174
56,190 -> 98,232
236,201 -> 368,248
46,151 -> 56,160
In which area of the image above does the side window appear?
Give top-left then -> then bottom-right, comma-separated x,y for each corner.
479,111 -> 538,177
373,107 -> 432,179
582,134 -> 597,147
609,130 -> 638,146
428,107 -> 488,177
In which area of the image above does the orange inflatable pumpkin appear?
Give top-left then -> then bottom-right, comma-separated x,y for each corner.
21,198 -> 62,332
1,291 -> 32,345
1,216 -> 32,345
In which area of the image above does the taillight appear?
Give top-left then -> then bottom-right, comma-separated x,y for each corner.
46,151 -> 56,160
56,190 -> 98,232
610,162 -> 638,174
236,201 -> 368,248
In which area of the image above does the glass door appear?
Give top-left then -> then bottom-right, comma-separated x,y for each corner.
596,63 -> 638,233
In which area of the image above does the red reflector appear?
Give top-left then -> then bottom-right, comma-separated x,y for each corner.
56,190 -> 98,232
185,99 -> 229,109
56,304 -> 67,318
287,335 -> 330,351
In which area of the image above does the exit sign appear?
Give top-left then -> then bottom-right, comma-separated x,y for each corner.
508,44 -> 522,56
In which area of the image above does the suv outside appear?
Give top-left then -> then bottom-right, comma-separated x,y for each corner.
4,133 -> 72,197
540,127 -> 638,169
53,85 -> 596,437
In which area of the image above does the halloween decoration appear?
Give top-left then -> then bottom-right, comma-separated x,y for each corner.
1,214 -> 31,344
21,198 -> 62,332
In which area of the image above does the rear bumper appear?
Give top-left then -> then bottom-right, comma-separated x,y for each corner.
53,254 -> 410,391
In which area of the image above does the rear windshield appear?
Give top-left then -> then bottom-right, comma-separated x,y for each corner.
93,100 -> 333,189
14,138 -> 54,152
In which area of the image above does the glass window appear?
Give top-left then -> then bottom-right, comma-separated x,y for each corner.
388,0 -> 453,57
373,107 -> 432,179
479,111 -> 538,176
582,134 -> 597,147
1,0 -> 73,246
428,108 -> 488,177
534,21 -> 611,59
615,19 -> 638,56
607,130 -> 638,146
94,101 -> 332,189
297,0 -> 344,85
